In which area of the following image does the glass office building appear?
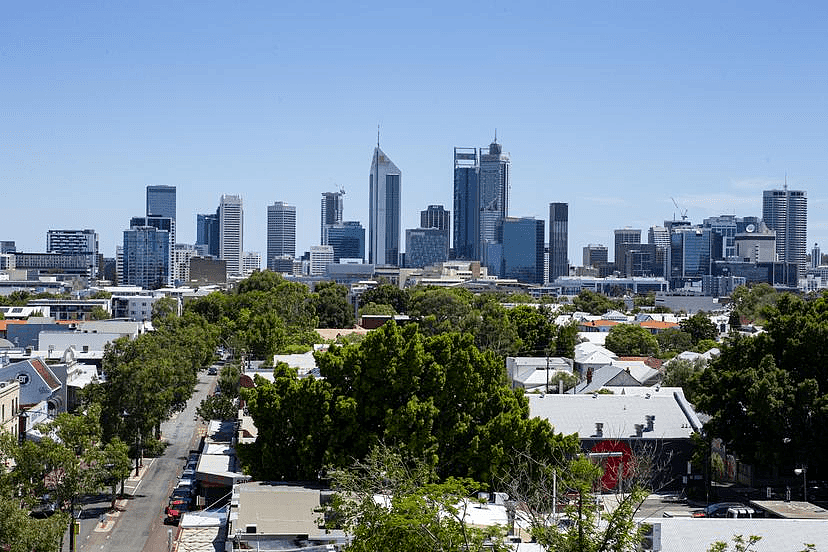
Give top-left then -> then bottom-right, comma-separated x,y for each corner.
500,217 -> 545,284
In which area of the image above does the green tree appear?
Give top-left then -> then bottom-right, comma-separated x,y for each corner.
240,322 -> 579,484
359,284 -> 410,314
89,305 -> 110,320
359,302 -> 397,316
680,312 -> 718,345
151,296 -> 179,321
313,281 -> 355,328
508,305 -> 555,356
572,290 -> 626,316
662,357 -> 706,403
328,444 -> 508,552
0,495 -> 68,552
695,291 -> 828,474
729,283 -> 777,326
604,324 -> 659,357
656,328 -> 693,354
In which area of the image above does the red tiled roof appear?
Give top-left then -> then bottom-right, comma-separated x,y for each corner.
29,358 -> 61,391
638,321 -> 679,329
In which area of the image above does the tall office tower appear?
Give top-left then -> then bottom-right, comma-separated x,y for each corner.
146,185 -> 176,219
309,245 -> 335,276
196,212 -> 220,257
734,221 -> 776,263
478,139 -> 510,260
405,227 -> 449,268
369,145 -> 401,266
122,225 -> 171,289
614,228 -> 642,264
115,245 -> 124,285
813,243 -> 822,268
46,229 -> 99,277
267,201 -> 297,270
548,203 -> 568,281
324,221 -> 365,262
219,195 -> 244,277
453,147 -> 480,260
668,227 -> 716,286
763,187 -> 807,275
321,191 -> 345,244
500,217 -> 545,284
583,244 -> 608,267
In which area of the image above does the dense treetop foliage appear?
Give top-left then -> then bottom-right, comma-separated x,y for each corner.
696,291 -> 828,476
239,321 -> 579,485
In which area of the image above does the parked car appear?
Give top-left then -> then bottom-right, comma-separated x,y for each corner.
207,366 -> 218,376
692,502 -> 755,518
29,494 -> 58,518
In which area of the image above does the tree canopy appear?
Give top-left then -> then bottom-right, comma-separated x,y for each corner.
696,291 -> 828,476
604,324 -> 659,357
239,322 -> 579,485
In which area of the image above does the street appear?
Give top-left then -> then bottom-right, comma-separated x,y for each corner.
65,369 -> 215,552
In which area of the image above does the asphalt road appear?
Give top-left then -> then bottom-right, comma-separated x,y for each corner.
67,369 -> 215,552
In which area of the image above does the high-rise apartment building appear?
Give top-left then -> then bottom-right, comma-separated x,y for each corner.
219,195 -> 244,277
146,185 -> 176,220
173,244 -> 198,284
453,147 -> 480,260
500,217 -> 544,284
267,201 -> 296,270
548,203 -> 568,281
46,229 -> 99,277
763,187 -> 807,275
478,140 -> 510,263
321,191 -> 345,244
130,216 -> 174,285
369,146 -> 401,266
122,225 -> 170,289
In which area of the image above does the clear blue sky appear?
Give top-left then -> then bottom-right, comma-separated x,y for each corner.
3,1 -> 827,265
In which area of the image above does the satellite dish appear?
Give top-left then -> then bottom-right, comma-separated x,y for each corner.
746,224 -> 756,233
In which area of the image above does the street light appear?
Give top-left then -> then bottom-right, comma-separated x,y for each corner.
795,467 -> 808,502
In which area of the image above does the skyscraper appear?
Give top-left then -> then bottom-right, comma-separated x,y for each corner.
763,187 -> 807,275
321,191 -> 344,244
369,145 -> 401,266
196,212 -> 220,257
219,195 -> 244,277
146,185 -> 176,220
130,216 -> 175,284
324,221 -> 365,262
500,217 -> 545,284
548,203 -> 568,281
146,185 -> 176,248
267,201 -> 297,270
478,139 -> 510,262
453,147 -> 480,260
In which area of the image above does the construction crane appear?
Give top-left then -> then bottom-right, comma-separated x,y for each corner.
671,197 -> 688,221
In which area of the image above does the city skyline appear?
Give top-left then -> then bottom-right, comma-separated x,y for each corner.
2,2 -> 828,262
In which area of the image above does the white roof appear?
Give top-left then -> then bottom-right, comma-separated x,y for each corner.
529,391 -> 702,439
648,518 -> 828,551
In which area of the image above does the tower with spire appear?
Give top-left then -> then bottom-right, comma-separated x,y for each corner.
369,130 -> 401,266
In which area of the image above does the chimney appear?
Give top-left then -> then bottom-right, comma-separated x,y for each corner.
595,422 -> 604,437
645,415 -> 655,432
634,424 -> 644,437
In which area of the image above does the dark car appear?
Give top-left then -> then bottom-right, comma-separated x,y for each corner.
692,502 -> 755,518
29,494 -> 58,518
207,366 -> 218,376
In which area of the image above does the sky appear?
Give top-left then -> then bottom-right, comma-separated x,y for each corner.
2,1 -> 827,265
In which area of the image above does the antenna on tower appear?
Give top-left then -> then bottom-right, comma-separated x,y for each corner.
377,124 -> 380,148
494,128 -> 498,144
